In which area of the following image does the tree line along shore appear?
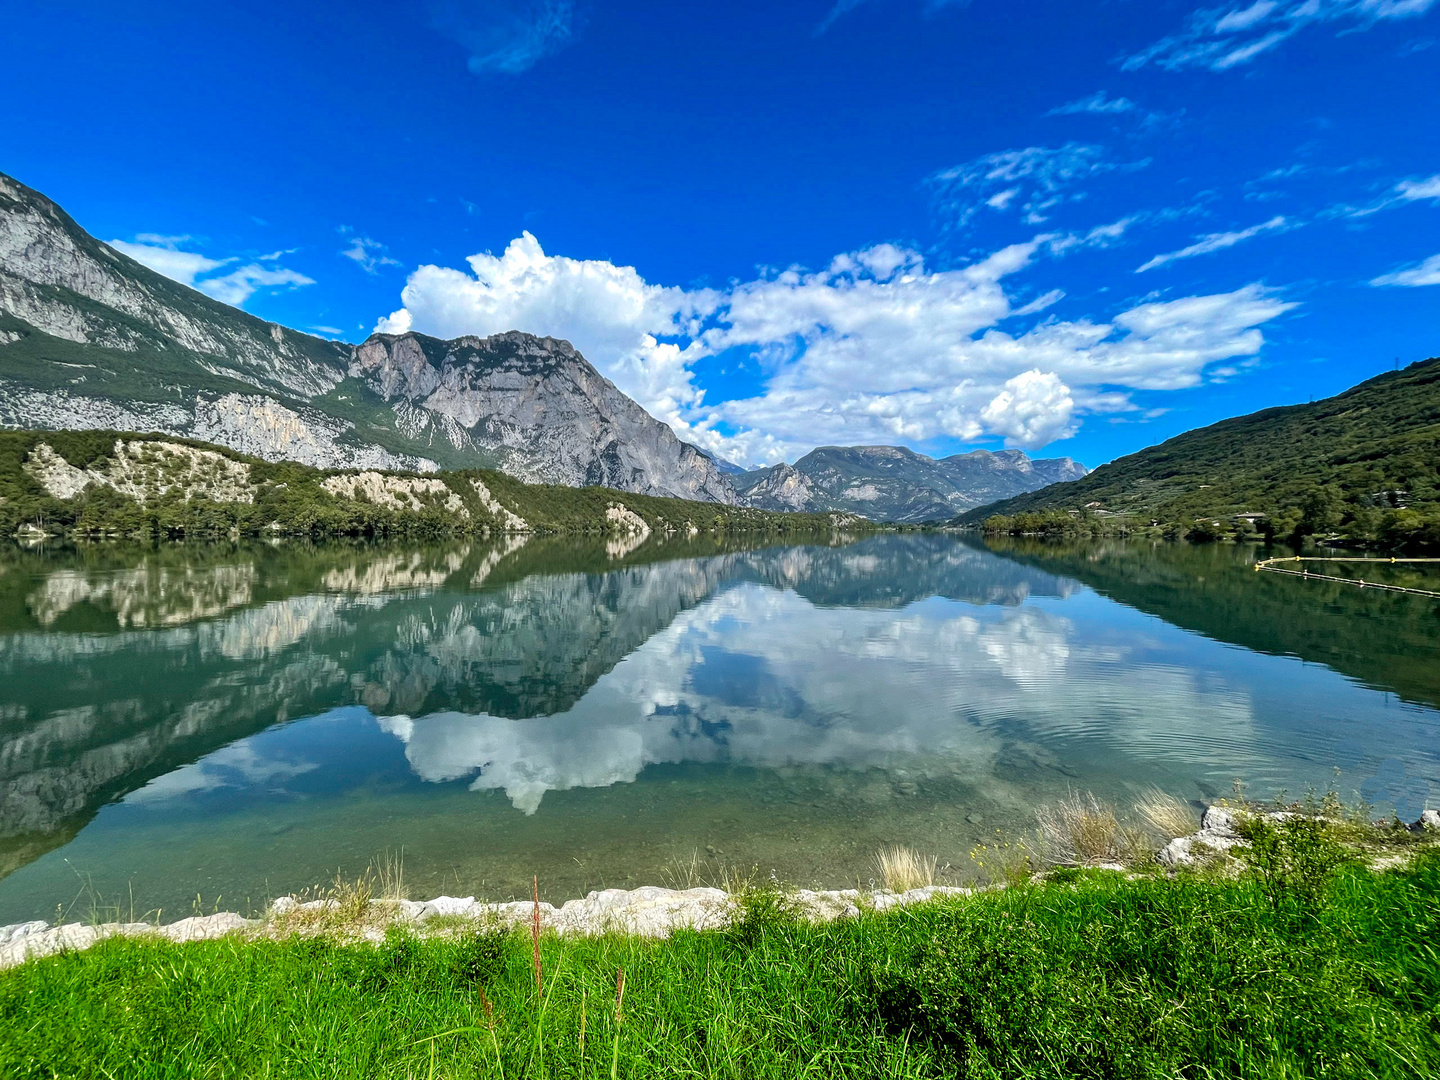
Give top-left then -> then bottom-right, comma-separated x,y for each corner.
0,430 -> 862,542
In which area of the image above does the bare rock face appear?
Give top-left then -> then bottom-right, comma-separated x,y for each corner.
0,171 -> 741,501
734,462 -> 817,512
350,332 -> 737,503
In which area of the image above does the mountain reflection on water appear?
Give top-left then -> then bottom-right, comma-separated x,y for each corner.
0,534 -> 1435,919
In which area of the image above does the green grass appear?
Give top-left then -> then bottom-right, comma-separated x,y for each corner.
3,852 -> 1438,1078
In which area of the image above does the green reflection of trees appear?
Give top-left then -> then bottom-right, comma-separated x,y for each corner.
983,536 -> 1440,711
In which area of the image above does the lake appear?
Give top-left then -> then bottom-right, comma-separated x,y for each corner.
1,533 -> 1437,923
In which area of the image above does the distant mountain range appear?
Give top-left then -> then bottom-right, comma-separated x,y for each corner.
733,445 -> 1087,523
959,356 -> 1440,544
0,171 -> 1079,519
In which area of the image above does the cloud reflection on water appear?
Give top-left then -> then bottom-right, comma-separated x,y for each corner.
381,585 -> 1258,814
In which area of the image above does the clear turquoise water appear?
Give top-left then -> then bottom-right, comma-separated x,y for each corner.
0,534 -> 1436,922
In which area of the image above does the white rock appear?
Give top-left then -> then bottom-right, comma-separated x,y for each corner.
270,896 -> 298,915
156,913 -> 254,943
1201,806 -> 1240,836
1421,809 -> 1440,831
0,920 -> 48,946
420,896 -> 480,919
1158,833 -> 1244,868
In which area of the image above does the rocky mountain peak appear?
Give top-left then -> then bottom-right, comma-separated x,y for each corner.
348,330 -> 737,502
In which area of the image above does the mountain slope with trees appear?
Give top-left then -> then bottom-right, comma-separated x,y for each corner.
961,357 -> 1440,548
0,430 -> 854,542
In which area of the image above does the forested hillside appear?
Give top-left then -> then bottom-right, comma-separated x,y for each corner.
963,357 -> 1440,549
0,430 -> 853,542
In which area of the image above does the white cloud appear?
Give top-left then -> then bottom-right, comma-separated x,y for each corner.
429,0 -> 580,75
108,236 -> 314,306
981,370 -> 1077,447
1395,173 -> 1440,201
1047,91 -> 1137,116
197,264 -> 316,306
1126,0 -> 1438,72
109,239 -> 227,286
339,230 -> 402,274
1371,252 -> 1440,286
380,232 -> 1295,463
1136,216 -> 1293,272
1331,171 -> 1440,217
376,232 -> 711,439
931,144 -> 1149,228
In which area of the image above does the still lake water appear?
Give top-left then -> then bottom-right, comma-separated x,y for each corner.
1,534 -> 1437,922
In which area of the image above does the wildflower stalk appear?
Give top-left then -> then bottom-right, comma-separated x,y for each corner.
611,967 -> 626,1080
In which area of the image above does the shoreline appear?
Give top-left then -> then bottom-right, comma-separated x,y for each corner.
6,804 -> 1437,971
0,883 -> 975,970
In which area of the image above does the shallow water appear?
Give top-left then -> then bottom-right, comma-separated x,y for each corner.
0,534 -> 1436,922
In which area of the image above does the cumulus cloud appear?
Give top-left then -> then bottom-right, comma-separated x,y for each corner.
931,144 -> 1149,228
1371,252 -> 1440,286
379,232 -> 1295,463
1126,0 -> 1438,73
981,370 -> 1077,446
429,0 -> 581,75
1136,216 -> 1293,272
108,236 -> 314,307
376,231 -> 710,437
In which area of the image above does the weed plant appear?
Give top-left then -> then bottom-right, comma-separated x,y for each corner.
2,843 -> 1437,1079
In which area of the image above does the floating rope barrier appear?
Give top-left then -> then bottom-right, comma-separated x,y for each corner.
1254,556 -> 1440,598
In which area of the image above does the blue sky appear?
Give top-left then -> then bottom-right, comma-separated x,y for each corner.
3,0 -> 1437,468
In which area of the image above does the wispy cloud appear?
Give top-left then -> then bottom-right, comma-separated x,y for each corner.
429,0 -> 582,75
1331,171 -> 1440,217
1125,0 -> 1438,73
1047,91 -> 1137,116
339,228 -> 402,274
107,235 -> 314,306
1136,215 -> 1293,272
816,0 -> 970,35
1371,252 -> 1440,287
931,143 -> 1149,228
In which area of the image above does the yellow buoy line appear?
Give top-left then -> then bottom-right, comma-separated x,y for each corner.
1253,556 -> 1440,598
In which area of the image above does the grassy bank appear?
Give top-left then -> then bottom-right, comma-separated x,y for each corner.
3,845 -> 1438,1079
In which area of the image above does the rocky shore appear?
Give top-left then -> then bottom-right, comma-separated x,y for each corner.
4,805 -> 1436,971
0,883 -> 974,970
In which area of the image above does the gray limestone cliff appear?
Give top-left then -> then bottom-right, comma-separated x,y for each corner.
349,332 -> 735,502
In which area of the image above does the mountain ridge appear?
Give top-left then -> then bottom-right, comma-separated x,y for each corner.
735,444 -> 1087,523
0,171 -> 735,501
